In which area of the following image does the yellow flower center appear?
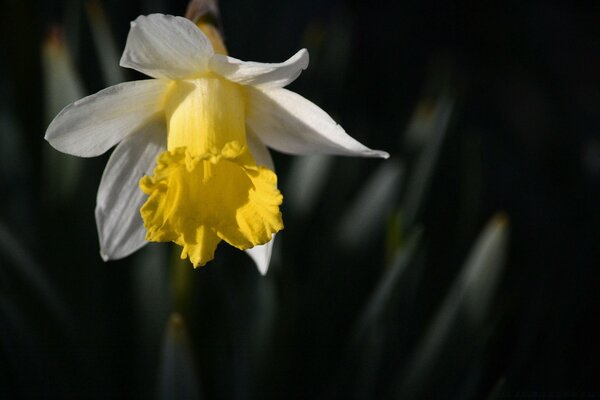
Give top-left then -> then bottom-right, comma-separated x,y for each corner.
139,76 -> 283,267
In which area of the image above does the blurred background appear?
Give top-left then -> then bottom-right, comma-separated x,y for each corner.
1,0 -> 599,398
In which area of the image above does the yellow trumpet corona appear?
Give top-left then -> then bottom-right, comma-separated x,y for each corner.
141,76 -> 283,266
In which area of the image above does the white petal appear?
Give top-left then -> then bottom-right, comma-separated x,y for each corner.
45,79 -> 168,157
210,49 -> 309,88
245,127 -> 275,274
246,125 -> 274,170
95,117 -> 167,261
246,236 -> 275,276
120,14 -> 213,79
246,87 -> 390,158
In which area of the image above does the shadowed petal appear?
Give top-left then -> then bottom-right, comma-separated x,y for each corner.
246,125 -> 274,170
95,117 -> 167,261
245,127 -> 275,274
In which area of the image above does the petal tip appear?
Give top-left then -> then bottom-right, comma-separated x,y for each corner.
254,256 -> 269,275
298,48 -> 309,69
246,237 -> 275,275
99,249 -> 111,262
43,130 -> 52,143
118,54 -> 128,68
377,150 -> 391,159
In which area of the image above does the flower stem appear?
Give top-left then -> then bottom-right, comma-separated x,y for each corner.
185,0 -> 227,55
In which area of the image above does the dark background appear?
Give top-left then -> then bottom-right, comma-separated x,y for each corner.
1,0 -> 599,398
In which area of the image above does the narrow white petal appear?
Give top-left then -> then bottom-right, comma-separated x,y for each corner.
120,14 -> 213,79
210,49 -> 309,88
246,126 -> 274,170
95,117 -> 167,261
45,79 -> 168,157
246,236 -> 275,275
245,128 -> 275,274
246,87 -> 389,158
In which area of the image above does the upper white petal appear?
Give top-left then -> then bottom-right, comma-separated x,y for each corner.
246,87 -> 389,158
246,236 -> 275,276
120,14 -> 214,79
45,79 -> 168,157
210,49 -> 309,89
95,117 -> 167,261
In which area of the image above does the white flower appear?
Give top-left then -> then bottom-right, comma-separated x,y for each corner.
45,14 -> 389,275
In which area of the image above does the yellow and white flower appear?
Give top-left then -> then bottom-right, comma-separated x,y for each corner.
45,14 -> 388,274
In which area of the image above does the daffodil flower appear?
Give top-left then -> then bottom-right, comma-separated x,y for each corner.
45,14 -> 389,274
